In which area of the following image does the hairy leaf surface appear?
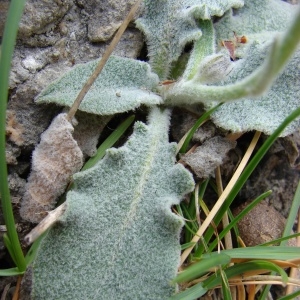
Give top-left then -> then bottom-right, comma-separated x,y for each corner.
135,0 -> 244,79
210,0 -> 300,135
36,56 -> 162,115
30,108 -> 195,300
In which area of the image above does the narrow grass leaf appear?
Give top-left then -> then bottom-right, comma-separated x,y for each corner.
172,253 -> 230,284
259,233 -> 300,247
81,115 -> 135,171
178,104 -> 221,154
0,268 -> 23,277
181,242 -> 196,251
202,246 -> 300,261
169,282 -> 208,300
278,290 -> 300,300
220,269 -> 232,300
2,233 -> 17,268
227,209 -> 239,242
25,232 -> 48,266
204,260 -> 288,290
0,0 -> 26,272
281,181 -> 300,245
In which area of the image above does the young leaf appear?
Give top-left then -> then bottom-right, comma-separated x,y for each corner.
36,56 -> 162,115
172,253 -> 231,284
163,0 -> 300,136
29,107 -> 195,299
209,0 -> 300,136
135,0 -> 244,79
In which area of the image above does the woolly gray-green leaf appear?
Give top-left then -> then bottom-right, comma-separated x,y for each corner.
164,0 -> 300,136
208,0 -> 300,136
35,56 -> 162,115
29,107 -> 195,300
135,0 -> 244,79
210,39 -> 300,136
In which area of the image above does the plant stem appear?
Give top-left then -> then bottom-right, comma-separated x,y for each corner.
164,6 -> 300,106
66,0 -> 141,121
0,0 -> 26,271
24,203 -> 67,245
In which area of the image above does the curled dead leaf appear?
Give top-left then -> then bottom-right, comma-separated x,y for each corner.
20,113 -> 83,223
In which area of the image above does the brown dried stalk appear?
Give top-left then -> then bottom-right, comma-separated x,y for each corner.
66,0 -> 142,122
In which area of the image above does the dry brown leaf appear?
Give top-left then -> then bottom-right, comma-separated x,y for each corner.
20,113 -> 83,223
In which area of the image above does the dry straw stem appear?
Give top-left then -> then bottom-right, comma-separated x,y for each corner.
66,0 -> 141,121
231,276 -> 300,288
194,183 -> 201,227
24,202 -> 67,245
215,166 -> 233,250
12,275 -> 21,300
180,131 -> 262,266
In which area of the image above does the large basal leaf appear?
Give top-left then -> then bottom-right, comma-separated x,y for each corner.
35,56 -> 162,115
29,107 -> 195,300
135,0 -> 244,79
210,0 -> 300,136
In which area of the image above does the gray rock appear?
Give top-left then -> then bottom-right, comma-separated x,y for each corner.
0,0 -> 9,37
19,0 -> 73,38
82,0 -> 137,42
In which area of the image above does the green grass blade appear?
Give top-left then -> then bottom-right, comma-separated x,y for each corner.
81,115 -> 135,171
196,107 -> 300,258
281,181 -> 300,245
177,201 -> 201,248
2,233 -> 17,266
220,269 -> 232,300
202,246 -> 300,261
182,220 -> 198,239
227,209 -> 239,242
179,197 -> 200,244
0,0 -> 26,272
169,282 -> 208,300
204,260 -> 288,290
172,253 -> 230,284
178,104 -> 222,154
278,290 -> 300,300
259,232 -> 300,246
196,179 -> 209,206
181,242 -> 197,251
0,267 -> 24,276
25,231 -> 48,266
